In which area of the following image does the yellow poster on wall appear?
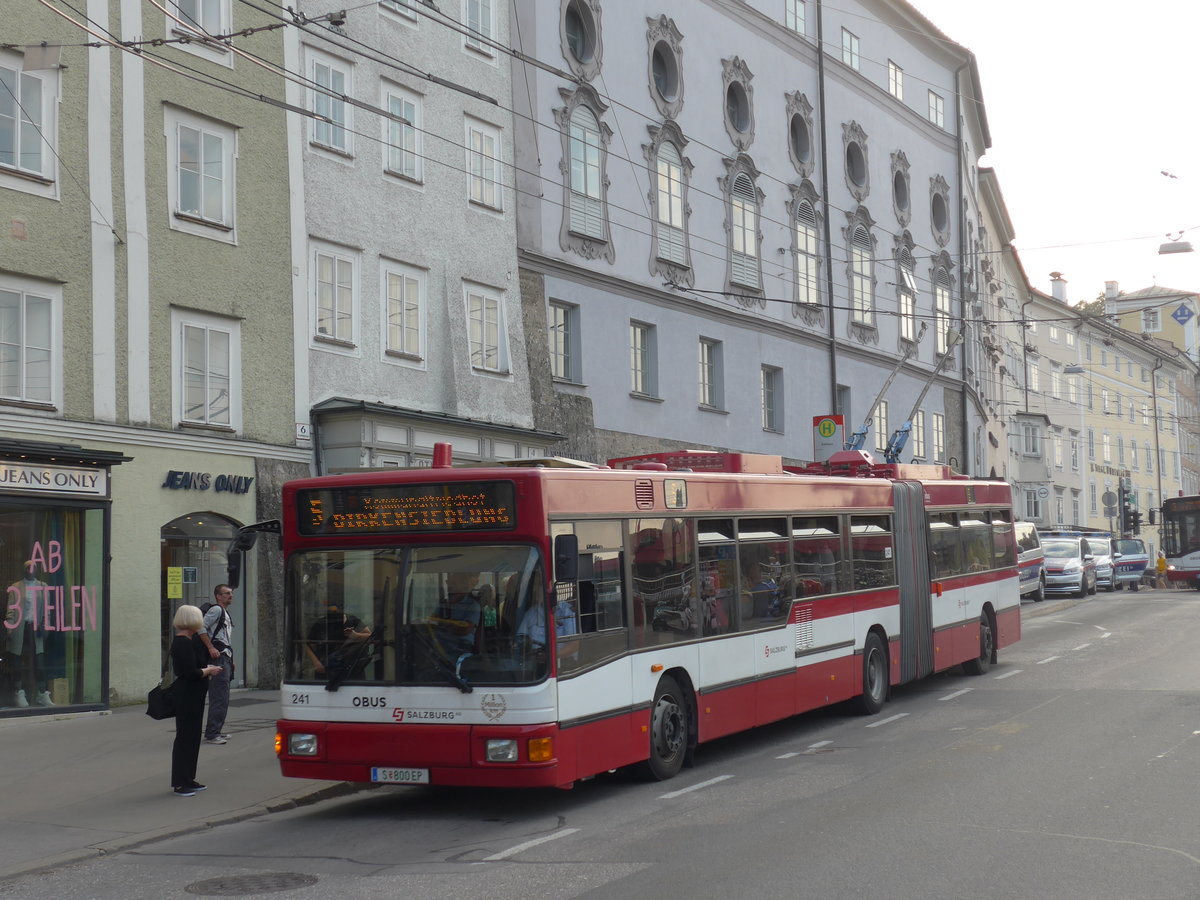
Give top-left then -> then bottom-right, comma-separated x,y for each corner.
166,566 -> 183,600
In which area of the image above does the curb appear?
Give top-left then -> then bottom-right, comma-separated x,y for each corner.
0,781 -> 372,884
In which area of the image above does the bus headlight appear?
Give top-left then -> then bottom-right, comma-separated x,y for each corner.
288,733 -> 319,756
486,739 -> 519,762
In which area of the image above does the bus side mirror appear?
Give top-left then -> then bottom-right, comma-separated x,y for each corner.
554,533 -> 579,583
224,520 -> 281,589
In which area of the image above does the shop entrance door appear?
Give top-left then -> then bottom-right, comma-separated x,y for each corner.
160,512 -> 242,682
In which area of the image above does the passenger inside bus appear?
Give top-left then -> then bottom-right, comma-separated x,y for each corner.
304,600 -> 372,677
432,572 -> 483,656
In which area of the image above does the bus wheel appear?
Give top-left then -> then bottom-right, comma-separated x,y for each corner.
642,676 -> 688,781
963,612 -> 994,676
855,633 -> 888,715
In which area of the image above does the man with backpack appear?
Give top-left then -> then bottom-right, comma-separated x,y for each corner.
199,584 -> 235,745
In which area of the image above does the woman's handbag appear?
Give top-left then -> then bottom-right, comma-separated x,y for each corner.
146,680 -> 177,720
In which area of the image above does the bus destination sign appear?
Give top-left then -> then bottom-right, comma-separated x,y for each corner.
299,481 -> 516,535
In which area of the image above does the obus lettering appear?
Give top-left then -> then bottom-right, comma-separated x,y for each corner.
352,696 -> 387,708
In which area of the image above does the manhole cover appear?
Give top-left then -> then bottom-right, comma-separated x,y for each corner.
184,873 -> 319,896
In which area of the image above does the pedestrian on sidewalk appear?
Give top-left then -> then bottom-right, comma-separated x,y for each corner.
1156,552 -> 1168,589
200,584 -> 235,745
170,605 -> 221,797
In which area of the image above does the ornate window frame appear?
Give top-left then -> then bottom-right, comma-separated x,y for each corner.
891,150 -> 911,227
646,15 -> 684,120
930,173 -> 951,246
644,120 -> 693,286
719,154 -> 764,304
785,91 -> 815,179
893,230 -> 918,348
786,179 -> 824,327
844,206 -> 878,343
555,84 -> 614,262
721,57 -> 755,151
561,0 -> 602,82
843,120 -> 869,202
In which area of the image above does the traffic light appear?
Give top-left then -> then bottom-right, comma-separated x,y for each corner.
1130,511 -> 1143,534
1119,477 -> 1134,533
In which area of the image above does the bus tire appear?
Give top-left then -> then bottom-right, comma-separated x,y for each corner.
855,632 -> 888,715
641,676 -> 688,781
963,611 -> 994,676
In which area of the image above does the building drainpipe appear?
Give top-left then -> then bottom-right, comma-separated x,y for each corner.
955,62 -> 969,474
816,0 -> 839,419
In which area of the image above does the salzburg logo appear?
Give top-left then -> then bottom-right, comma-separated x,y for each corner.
392,708 -> 405,723
481,693 -> 507,721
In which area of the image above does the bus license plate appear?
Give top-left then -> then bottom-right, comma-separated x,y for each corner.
371,767 -> 430,784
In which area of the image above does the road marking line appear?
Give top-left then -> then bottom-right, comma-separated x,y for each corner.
1036,656 -> 1060,664
777,752 -> 800,759
994,669 -> 1022,679
866,713 -> 909,728
483,828 -> 580,861
808,740 -> 833,750
657,775 -> 734,799
1072,643 -> 1091,651
939,688 -> 973,701
1100,632 -> 1112,639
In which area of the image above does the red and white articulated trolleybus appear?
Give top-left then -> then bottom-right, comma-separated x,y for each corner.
1161,495 -> 1200,586
273,445 -> 1019,789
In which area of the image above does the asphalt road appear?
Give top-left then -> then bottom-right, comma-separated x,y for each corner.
8,590 -> 1200,899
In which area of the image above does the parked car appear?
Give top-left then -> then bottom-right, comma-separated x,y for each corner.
1085,536 -> 1116,592
1112,537 -> 1150,591
1040,534 -> 1097,598
1015,522 -> 1045,601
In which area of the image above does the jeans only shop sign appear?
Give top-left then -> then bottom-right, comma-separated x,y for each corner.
161,470 -> 255,494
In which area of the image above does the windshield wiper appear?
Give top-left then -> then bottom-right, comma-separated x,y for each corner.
407,623 -> 474,694
324,627 -> 380,693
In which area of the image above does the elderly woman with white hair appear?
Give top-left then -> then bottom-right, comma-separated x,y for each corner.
169,605 -> 221,797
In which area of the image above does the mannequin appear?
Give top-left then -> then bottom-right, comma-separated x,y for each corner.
7,562 -> 53,707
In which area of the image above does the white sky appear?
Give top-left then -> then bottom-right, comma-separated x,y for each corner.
909,0 -> 1200,305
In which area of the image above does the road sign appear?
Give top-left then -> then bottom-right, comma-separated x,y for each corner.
812,415 -> 844,461
1102,490 -> 1117,507
1172,303 -> 1194,326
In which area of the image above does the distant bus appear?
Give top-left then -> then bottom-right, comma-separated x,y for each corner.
1161,496 -> 1200,586
272,446 -> 1020,789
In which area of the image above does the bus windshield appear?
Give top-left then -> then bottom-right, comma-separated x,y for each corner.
1163,507 -> 1200,558
286,545 -> 547,689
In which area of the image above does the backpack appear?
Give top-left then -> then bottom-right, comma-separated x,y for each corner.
200,602 -> 230,651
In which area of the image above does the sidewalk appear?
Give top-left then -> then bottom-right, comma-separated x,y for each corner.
0,689 -> 356,882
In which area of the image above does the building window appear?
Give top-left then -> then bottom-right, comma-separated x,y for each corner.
383,263 -> 424,361
548,301 -> 580,382
656,141 -> 686,264
795,201 -> 821,306
699,338 -> 723,409
464,0 -> 494,54
1070,434 -> 1079,470
1065,331 -> 1076,348
1024,489 -> 1042,521
1102,432 -> 1111,463
1117,436 -> 1125,465
928,91 -> 944,128
1143,308 -> 1160,331
874,400 -> 889,452
381,0 -> 416,20
888,61 -> 903,99
174,308 -> 239,430
841,28 -> 859,70
1087,427 -> 1095,461
1050,366 -> 1061,400
1072,492 -> 1081,526
1048,324 -> 1059,342
1022,423 -> 1041,456
934,269 -> 953,354
1146,442 -> 1154,474
850,224 -> 874,325
0,281 -> 56,406
729,173 -> 761,289
385,86 -> 422,182
466,117 -> 502,210
908,409 -> 925,459
164,108 -> 236,242
1089,480 -> 1097,514
1131,441 -> 1139,470
785,0 -> 805,34
467,285 -> 507,374
630,322 -> 656,396
568,105 -> 604,238
1027,361 -> 1040,393
762,366 -> 782,432
897,249 -> 916,341
312,245 -> 356,344
311,54 -> 351,154
932,413 -> 945,462
1,50 -> 58,188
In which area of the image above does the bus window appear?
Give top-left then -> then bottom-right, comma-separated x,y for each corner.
792,515 -> 845,595
851,515 -> 895,588
698,542 -> 736,635
629,518 -> 698,647
992,511 -> 1015,567
738,539 -> 789,626
960,514 -> 992,572
928,513 -> 961,578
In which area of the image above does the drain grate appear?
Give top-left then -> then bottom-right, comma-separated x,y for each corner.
184,873 -> 319,896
